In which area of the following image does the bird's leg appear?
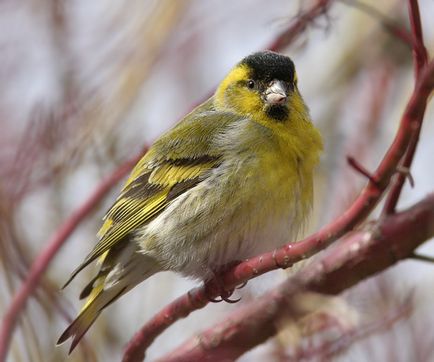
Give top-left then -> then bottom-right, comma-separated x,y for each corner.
204,261 -> 245,304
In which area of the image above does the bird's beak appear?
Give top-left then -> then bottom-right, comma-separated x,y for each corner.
264,80 -> 287,105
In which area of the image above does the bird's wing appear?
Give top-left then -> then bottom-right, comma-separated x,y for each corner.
63,102 -> 239,286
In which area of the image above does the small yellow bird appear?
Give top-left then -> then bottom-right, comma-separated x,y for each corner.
58,51 -> 323,352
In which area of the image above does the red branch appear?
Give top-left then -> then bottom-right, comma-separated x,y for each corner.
0,148 -> 147,362
122,58 -> 434,362
382,0 -> 429,215
157,194 -> 434,362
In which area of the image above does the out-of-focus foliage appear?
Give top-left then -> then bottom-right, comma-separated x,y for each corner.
0,1 -> 433,361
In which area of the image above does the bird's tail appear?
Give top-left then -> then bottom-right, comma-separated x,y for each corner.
57,278 -> 127,353
57,252 -> 158,353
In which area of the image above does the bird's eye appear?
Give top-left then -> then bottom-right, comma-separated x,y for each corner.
246,80 -> 255,89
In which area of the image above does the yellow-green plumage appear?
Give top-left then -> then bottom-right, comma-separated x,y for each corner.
58,51 -> 323,352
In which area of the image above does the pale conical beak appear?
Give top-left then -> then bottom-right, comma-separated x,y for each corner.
265,80 -> 287,105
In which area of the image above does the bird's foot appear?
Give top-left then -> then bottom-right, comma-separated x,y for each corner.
205,279 -> 240,304
204,261 -> 246,304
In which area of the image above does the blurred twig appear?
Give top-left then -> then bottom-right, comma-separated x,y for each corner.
0,148 -> 146,362
340,0 -> 415,49
288,294 -> 412,361
0,1 -> 188,360
267,0 -> 333,51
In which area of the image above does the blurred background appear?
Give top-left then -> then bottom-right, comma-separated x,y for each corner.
1,0 -> 433,361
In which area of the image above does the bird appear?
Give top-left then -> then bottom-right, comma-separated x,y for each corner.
57,50 -> 323,352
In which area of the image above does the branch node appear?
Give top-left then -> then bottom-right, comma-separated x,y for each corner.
396,166 -> 415,188
272,249 -> 287,269
347,156 -> 380,188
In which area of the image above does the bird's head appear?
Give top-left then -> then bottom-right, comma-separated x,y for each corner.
214,51 -> 306,124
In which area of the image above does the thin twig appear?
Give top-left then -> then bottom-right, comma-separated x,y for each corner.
382,0 -> 429,215
347,156 -> 380,188
267,0 -> 333,51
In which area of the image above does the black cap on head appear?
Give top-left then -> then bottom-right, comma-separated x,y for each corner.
240,51 -> 295,83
